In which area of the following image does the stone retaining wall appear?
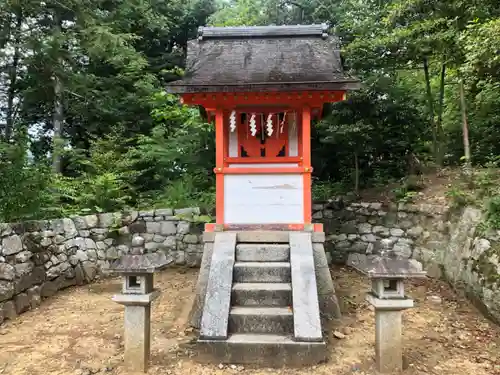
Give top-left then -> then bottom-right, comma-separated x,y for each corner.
0,208 -> 204,325
313,200 -> 450,266
3,201 -> 500,325
313,199 -> 500,323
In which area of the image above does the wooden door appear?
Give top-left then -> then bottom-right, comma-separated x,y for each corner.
238,113 -> 288,158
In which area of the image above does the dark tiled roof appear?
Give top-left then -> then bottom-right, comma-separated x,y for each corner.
109,253 -> 174,274
347,254 -> 427,279
166,25 -> 360,93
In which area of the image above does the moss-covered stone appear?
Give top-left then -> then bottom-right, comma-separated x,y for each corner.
471,239 -> 500,287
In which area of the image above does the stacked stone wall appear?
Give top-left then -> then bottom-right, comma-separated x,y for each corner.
313,200 -> 450,265
0,208 -> 204,325
2,200 -> 500,325
313,199 -> 500,323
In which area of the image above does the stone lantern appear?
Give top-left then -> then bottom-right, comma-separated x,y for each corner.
347,253 -> 427,373
110,253 -> 173,372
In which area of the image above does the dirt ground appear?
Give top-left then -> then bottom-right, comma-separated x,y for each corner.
0,266 -> 499,375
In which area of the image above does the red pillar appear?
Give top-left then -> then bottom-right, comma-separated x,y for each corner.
215,108 -> 225,224
301,106 -> 312,224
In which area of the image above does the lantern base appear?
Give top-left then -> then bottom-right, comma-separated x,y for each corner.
366,294 -> 414,373
112,291 -> 161,373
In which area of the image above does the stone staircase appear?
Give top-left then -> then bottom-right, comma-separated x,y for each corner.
197,233 -> 328,367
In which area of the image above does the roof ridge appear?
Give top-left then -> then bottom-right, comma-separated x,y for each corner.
165,24 -> 362,94
198,24 -> 329,40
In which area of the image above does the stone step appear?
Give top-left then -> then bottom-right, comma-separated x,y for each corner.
229,306 -> 293,334
232,231 -> 325,244
203,231 -> 325,244
233,262 -> 291,283
232,283 -> 292,307
197,333 -> 327,367
235,231 -> 290,243
236,244 -> 290,262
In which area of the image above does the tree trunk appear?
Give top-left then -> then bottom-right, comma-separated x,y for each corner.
423,58 -> 438,166
407,151 -> 422,176
354,151 -> 359,193
5,9 -> 23,141
436,61 -> 446,166
52,74 -> 63,173
459,79 -> 471,174
52,14 -> 64,174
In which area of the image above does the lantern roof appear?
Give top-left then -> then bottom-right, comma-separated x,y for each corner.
166,24 -> 360,94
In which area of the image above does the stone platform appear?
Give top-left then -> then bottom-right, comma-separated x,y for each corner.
189,230 -> 341,367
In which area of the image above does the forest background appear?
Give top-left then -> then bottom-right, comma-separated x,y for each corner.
1,0 -> 499,227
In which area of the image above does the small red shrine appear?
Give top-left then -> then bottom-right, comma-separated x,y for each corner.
167,24 -> 360,229
166,25 -> 361,367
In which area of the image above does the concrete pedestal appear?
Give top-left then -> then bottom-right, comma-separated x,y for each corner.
109,253 -> 172,372
375,309 -> 402,372
124,305 -> 151,372
113,291 -> 160,372
366,294 -> 414,374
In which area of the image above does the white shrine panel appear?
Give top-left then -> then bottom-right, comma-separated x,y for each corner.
224,173 -> 304,224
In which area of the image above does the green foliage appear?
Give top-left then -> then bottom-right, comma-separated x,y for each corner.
461,19 -> 500,82
486,196 -> 500,230
475,163 -> 500,229
52,173 -> 131,215
312,180 -> 346,202
390,175 -> 424,203
445,161 -> 500,228
316,82 -> 427,190
209,0 -> 266,26
392,188 -> 418,204
129,92 -> 215,195
141,176 -> 215,213
46,134 -> 136,216
0,134 -> 55,222
1,0 -> 500,223
391,176 -> 422,204
445,186 -> 474,209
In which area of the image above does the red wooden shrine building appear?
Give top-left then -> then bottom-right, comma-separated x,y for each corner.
167,24 -> 360,229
